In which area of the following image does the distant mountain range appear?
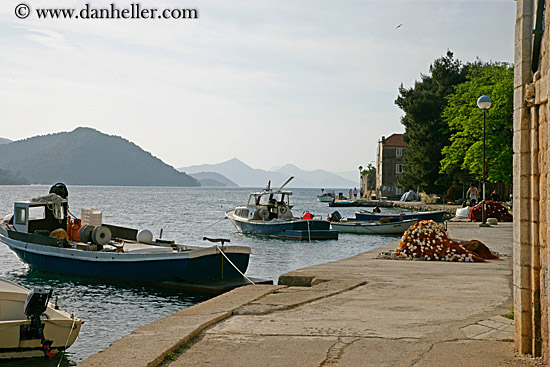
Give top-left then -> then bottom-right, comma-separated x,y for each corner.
0,138 -> 12,145
0,127 -> 199,186
189,172 -> 238,187
179,158 -> 358,188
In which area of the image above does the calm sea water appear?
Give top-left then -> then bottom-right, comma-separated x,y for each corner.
0,185 -> 398,365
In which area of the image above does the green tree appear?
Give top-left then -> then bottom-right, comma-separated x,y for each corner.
440,63 -> 513,185
395,51 -> 470,194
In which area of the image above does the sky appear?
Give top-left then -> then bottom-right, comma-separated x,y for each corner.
0,0 -> 515,173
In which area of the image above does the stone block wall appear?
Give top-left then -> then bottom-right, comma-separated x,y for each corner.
514,0 -> 550,361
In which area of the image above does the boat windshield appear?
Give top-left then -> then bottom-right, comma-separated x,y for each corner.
248,193 -> 289,206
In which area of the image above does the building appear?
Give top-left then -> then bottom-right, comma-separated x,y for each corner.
375,133 -> 408,198
514,0 -> 550,361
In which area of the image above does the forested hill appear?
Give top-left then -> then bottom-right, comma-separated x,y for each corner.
0,127 -> 200,187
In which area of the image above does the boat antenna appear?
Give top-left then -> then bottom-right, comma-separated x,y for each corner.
277,176 -> 294,191
266,180 -> 271,191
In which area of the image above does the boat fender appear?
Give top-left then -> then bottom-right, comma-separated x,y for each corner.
137,229 -> 153,243
91,226 -> 111,246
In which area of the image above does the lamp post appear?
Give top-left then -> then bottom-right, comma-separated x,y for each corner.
477,95 -> 492,227
358,166 -> 363,198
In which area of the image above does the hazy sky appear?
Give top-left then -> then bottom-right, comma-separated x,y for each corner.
0,0 -> 515,173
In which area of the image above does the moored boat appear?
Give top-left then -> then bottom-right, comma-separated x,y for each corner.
354,210 -> 446,222
331,219 -> 418,235
317,192 -> 335,202
0,184 -> 251,285
0,278 -> 81,359
226,177 -> 338,240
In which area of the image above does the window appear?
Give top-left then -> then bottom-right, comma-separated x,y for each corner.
396,188 -> 403,195
15,207 -> 26,225
29,206 -> 45,220
396,148 -> 403,157
396,164 -> 405,173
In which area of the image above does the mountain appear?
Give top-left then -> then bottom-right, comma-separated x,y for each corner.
0,168 -> 28,185
275,164 -> 357,188
0,127 -> 199,187
179,158 -> 356,188
0,138 -> 12,145
334,170 -> 362,183
190,172 -> 238,187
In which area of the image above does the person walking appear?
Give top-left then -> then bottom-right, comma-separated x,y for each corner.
349,188 -> 353,199
353,187 -> 358,199
466,184 -> 479,205
490,190 -> 500,202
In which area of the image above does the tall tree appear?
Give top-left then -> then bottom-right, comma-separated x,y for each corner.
440,62 -> 513,185
395,51 -> 469,194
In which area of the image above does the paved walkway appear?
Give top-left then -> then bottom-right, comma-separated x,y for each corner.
78,221 -> 544,367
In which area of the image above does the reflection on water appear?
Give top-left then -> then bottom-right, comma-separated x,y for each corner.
0,185 -> 398,363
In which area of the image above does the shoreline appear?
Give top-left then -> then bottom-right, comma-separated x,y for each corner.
79,220 -> 540,367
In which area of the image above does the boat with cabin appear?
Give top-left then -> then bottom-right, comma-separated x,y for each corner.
225,177 -> 338,240
0,278 -> 81,359
0,183 -> 251,287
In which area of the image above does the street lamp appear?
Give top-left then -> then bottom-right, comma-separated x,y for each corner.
358,166 -> 363,198
477,95 -> 492,227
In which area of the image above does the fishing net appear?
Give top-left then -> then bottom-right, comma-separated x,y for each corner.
395,220 -> 498,262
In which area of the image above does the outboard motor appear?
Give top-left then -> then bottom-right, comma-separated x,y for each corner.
24,288 -> 55,358
49,182 -> 69,199
330,211 -> 342,222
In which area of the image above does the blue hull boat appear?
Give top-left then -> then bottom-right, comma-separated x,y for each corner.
226,177 -> 338,240
0,183 -> 251,285
354,210 -> 446,222
226,211 -> 337,240
1,232 -> 250,284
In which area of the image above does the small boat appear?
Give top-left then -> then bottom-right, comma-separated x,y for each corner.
0,278 -> 81,359
331,219 -> 418,234
317,192 -> 335,203
0,183 -> 251,285
354,210 -> 446,222
329,200 -> 358,207
226,177 -> 338,240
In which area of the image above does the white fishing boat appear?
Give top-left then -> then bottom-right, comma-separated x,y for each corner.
0,278 -> 81,359
317,192 -> 335,202
226,177 -> 338,240
330,219 -> 418,234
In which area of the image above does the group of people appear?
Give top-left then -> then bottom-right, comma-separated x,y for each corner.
348,187 -> 364,199
465,184 -> 500,206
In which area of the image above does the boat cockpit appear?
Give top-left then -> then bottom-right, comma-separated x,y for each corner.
235,190 -> 294,221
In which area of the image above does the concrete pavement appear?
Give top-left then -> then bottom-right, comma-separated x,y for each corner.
79,221 -> 545,367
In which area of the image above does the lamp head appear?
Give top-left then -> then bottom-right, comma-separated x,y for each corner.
477,95 -> 492,110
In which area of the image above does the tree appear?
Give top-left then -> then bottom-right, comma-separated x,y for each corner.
395,51 -> 470,194
440,63 -> 513,185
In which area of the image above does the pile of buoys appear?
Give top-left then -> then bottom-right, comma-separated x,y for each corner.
395,220 -> 496,262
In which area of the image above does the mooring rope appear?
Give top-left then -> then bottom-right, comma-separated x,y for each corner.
216,246 -> 255,285
56,313 -> 78,367
203,217 -> 227,230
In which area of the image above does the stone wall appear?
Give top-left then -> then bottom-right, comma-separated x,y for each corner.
514,0 -> 550,361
